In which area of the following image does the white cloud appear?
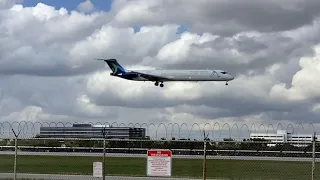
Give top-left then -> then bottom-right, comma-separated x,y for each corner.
0,0 -> 18,9
110,0 -> 320,36
77,0 -> 95,13
2,106 -> 48,122
113,0 -> 160,24
312,104 -> 320,113
156,32 -> 218,64
270,44 -> 320,101
69,24 -> 180,68
76,93 -> 105,116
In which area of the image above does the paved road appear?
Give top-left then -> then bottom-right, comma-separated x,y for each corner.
0,151 -> 318,162
0,173 -> 218,180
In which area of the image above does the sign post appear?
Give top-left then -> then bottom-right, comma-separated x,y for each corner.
147,149 -> 172,177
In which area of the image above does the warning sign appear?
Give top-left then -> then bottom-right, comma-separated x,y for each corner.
147,149 -> 172,177
93,161 -> 103,177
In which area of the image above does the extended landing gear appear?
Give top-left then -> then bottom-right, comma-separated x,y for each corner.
155,81 -> 164,87
225,81 -> 228,85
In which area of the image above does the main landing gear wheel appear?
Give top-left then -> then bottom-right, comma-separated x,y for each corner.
154,81 -> 164,87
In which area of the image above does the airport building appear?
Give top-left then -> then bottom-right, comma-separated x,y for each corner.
250,130 -> 320,147
39,124 -> 146,139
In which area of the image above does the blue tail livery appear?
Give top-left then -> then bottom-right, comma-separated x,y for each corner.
96,58 -> 234,87
96,58 -> 126,75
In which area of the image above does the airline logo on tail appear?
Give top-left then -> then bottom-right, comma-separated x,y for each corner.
97,58 -> 126,75
110,62 -> 120,75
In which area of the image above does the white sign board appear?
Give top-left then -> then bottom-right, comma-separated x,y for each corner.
147,149 -> 172,177
93,161 -> 103,177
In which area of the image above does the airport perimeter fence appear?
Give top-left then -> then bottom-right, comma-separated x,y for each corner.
0,121 -> 319,180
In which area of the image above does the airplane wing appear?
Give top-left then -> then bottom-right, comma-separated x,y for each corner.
134,71 -> 172,81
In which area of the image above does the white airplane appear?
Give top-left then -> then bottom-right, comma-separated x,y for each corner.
96,58 -> 234,87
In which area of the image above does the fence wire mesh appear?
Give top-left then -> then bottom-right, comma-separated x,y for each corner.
1,121 -> 319,140
0,121 -> 319,180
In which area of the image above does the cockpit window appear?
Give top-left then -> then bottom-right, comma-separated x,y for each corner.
221,71 -> 227,74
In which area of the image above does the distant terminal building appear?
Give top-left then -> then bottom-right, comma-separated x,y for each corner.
250,130 -> 320,147
39,124 -> 146,139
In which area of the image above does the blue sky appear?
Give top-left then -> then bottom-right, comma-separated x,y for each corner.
21,0 -> 113,11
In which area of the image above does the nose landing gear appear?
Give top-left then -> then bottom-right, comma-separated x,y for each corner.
225,81 -> 228,85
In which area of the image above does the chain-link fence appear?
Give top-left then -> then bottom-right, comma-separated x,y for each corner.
0,121 -> 319,180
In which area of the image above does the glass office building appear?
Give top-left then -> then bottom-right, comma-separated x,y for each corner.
39,124 -> 146,139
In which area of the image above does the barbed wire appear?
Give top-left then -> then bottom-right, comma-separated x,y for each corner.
0,121 -> 318,140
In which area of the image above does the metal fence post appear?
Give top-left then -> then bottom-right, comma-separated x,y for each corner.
312,132 -> 316,180
102,127 -> 107,180
12,128 -> 21,180
203,130 -> 209,180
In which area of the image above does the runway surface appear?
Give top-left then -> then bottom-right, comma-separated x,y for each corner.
0,151 -> 318,162
0,173 -> 217,180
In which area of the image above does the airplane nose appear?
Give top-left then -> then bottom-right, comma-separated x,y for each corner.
229,75 -> 234,80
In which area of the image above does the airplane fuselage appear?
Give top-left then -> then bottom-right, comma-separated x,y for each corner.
115,69 -> 234,82
97,58 -> 234,87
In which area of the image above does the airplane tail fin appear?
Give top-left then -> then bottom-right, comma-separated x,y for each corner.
96,58 -> 126,75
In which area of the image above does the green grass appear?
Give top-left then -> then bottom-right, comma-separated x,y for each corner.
0,155 -> 318,180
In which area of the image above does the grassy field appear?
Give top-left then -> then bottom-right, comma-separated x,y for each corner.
0,155 -> 318,180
